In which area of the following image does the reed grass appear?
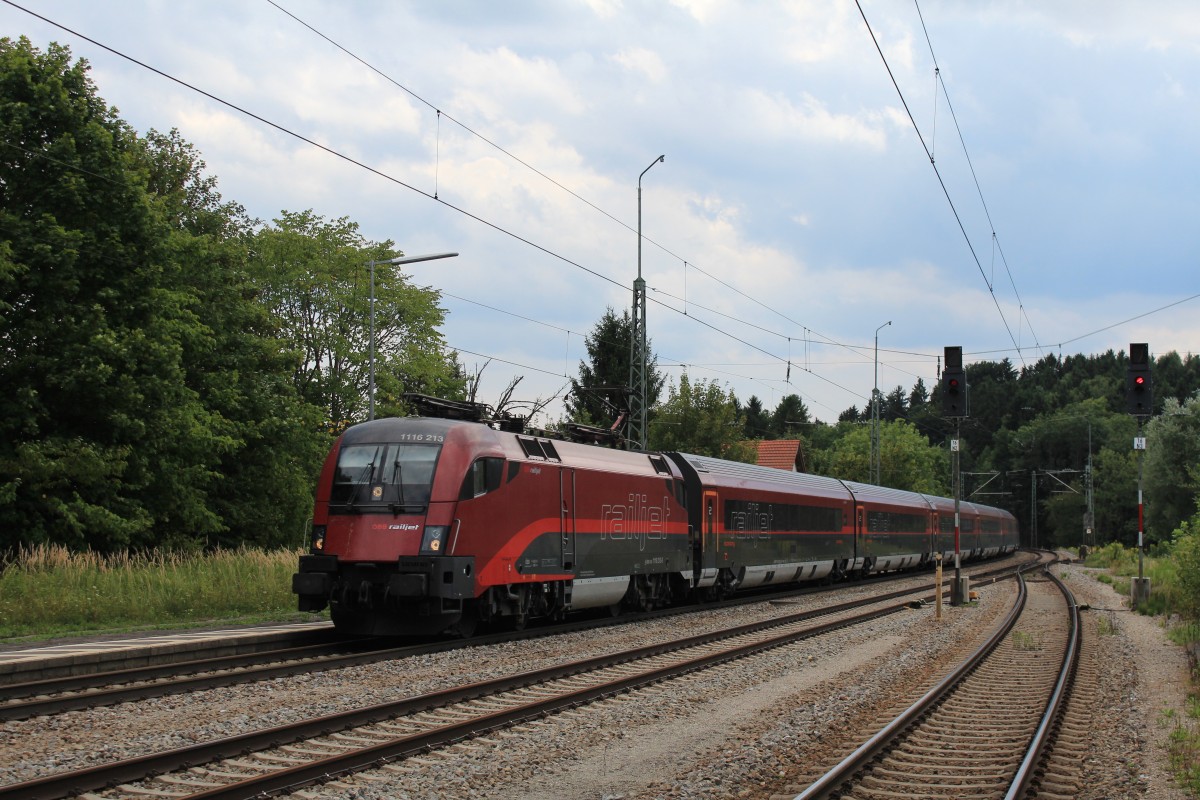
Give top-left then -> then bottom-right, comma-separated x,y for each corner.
0,544 -> 307,639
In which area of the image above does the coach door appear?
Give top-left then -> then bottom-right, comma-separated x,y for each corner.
560,468 -> 576,571
856,505 -> 866,561
704,490 -> 718,568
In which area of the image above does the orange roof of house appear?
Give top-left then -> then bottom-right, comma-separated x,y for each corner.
755,439 -> 804,472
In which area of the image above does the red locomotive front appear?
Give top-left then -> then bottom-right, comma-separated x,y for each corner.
293,417 -> 486,635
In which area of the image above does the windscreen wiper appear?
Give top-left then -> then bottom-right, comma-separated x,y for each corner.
385,459 -> 426,514
344,455 -> 378,509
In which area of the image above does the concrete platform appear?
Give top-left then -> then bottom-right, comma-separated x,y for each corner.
0,619 -> 334,683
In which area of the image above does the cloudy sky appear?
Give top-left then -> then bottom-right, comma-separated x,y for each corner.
5,0 -> 1198,425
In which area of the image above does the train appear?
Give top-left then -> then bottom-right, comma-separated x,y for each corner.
292,397 -> 1019,636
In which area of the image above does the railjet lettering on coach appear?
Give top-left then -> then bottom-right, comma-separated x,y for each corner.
600,493 -> 671,551
729,502 -> 773,539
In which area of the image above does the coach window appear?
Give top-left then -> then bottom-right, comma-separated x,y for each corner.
460,457 -> 505,499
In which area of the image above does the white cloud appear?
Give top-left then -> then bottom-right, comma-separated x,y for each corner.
668,0 -> 722,25
610,46 -> 667,83
580,0 -> 623,19
446,45 -> 587,122
740,89 -> 892,149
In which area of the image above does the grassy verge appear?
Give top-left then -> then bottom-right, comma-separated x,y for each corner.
1084,541 -> 1200,794
1162,700 -> 1200,795
1083,541 -> 1183,618
0,544 -> 317,641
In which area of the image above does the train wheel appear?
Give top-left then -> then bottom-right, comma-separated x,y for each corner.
507,584 -> 530,630
607,602 -> 622,618
449,606 -> 478,638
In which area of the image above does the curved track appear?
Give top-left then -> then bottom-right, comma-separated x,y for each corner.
786,566 -> 1079,800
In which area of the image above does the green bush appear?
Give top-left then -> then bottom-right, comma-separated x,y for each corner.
1083,539 -> 1184,618
1085,541 -> 1138,573
1173,512 -> 1200,619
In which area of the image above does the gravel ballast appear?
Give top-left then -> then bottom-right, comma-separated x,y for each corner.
0,564 -> 1194,799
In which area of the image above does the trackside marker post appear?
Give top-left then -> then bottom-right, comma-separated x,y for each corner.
935,553 -> 943,621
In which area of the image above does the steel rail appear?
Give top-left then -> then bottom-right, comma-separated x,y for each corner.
0,556 -> 1033,722
795,569 -> 1032,800
1,638 -> 354,696
0,627 -> 335,687
1003,567 -> 1081,799
0,571 -> 1003,800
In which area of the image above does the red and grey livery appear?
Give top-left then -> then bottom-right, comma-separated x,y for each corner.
293,415 -> 1018,636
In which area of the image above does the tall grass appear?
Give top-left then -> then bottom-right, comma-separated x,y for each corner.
1083,541 -> 1185,618
0,545 -> 308,639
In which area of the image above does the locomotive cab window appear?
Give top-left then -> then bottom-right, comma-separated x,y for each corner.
460,457 -> 505,499
331,442 -> 440,510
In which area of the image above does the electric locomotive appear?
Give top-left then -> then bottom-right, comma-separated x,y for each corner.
292,400 -> 693,636
293,397 -> 1018,636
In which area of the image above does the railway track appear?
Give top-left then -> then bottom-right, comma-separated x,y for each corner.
0,554 -> 1042,724
779,566 -> 1081,800
0,565 -> 1037,800
0,625 -> 336,685
0,636 -> 396,721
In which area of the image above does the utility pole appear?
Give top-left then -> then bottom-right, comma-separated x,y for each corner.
1030,468 -> 1037,550
629,155 -> 664,451
871,320 -> 891,485
952,420 -> 964,603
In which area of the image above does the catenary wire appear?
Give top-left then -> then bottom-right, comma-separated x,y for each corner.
855,0 -> 1025,364
262,0 -> 907,374
912,0 -> 1044,359
3,0 -> 868,411
12,2 -> 1185,414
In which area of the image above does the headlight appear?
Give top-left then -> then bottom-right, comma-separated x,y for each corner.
420,525 -> 450,555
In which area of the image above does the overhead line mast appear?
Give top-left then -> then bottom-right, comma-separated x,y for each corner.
630,154 -> 664,451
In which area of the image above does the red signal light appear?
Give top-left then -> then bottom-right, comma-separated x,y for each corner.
1134,375 -> 1146,387
948,378 -> 960,391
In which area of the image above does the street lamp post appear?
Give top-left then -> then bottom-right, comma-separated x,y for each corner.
871,320 -> 892,485
629,154 -> 664,450
369,251 -> 459,421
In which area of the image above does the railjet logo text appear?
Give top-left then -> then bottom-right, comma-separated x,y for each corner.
600,493 -> 671,551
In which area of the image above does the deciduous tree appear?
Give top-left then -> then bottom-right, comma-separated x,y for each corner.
818,420 -> 946,493
248,210 -> 463,428
0,38 -> 226,550
647,373 -> 753,461
1143,393 -> 1200,542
